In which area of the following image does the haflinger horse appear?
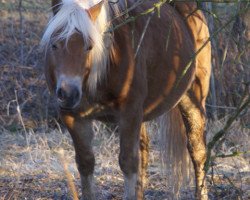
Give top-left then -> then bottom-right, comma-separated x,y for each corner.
41,0 -> 211,199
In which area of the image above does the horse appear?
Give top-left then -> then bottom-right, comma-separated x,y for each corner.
41,0 -> 211,199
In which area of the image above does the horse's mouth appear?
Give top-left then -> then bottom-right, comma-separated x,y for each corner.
57,98 -> 82,112
58,105 -> 78,112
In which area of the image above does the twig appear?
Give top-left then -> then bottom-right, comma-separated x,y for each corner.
15,90 -> 27,134
58,149 -> 79,200
206,104 -> 237,110
215,150 -> 250,158
134,11 -> 154,58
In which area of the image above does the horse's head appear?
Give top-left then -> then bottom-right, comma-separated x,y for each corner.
41,0 -> 109,110
45,33 -> 91,109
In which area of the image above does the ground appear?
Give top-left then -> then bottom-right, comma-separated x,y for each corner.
0,120 -> 249,200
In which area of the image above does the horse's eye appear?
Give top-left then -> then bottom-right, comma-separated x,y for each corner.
52,44 -> 58,51
85,44 -> 93,52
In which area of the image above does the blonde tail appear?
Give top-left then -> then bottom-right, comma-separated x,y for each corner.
157,106 -> 193,199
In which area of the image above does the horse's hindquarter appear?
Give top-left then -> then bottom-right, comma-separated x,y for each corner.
134,3 -> 196,120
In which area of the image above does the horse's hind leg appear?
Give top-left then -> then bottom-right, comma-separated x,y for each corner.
138,123 -> 149,199
179,60 -> 210,200
61,114 -> 96,200
178,7 -> 211,197
179,93 -> 207,200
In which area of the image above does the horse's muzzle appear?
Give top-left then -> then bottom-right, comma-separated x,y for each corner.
56,85 -> 81,110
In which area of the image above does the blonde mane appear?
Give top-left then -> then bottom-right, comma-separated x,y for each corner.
41,0 -> 111,94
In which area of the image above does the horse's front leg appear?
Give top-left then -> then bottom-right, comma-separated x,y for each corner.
61,114 -> 96,200
119,108 -> 143,200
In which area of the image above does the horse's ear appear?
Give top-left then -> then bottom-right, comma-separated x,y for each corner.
86,0 -> 104,21
52,0 -> 61,15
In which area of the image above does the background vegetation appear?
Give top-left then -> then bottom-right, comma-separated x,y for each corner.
0,0 -> 249,199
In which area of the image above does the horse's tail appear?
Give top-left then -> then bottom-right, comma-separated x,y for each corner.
157,106 -> 193,199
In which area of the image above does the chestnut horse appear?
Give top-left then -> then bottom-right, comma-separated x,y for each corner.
41,0 -> 211,199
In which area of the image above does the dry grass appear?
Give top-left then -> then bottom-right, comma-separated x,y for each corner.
0,1 -> 249,200
0,120 -> 249,199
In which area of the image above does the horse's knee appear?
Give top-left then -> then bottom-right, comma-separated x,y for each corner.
76,152 -> 95,176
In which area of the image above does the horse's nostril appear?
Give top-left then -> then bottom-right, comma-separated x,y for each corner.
56,86 -> 81,109
57,88 -> 66,102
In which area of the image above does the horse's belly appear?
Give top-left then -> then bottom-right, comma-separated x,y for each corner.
142,63 -> 195,121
